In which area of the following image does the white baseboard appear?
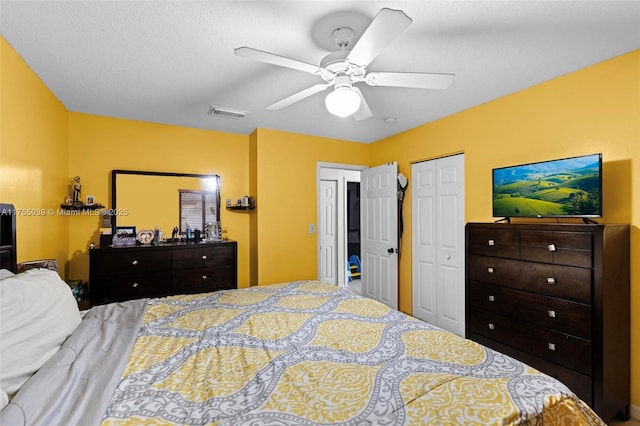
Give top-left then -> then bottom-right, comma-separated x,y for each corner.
630,403 -> 640,420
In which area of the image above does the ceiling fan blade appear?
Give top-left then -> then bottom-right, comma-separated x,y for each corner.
352,87 -> 373,121
365,72 -> 455,89
346,8 -> 412,68
234,46 -> 322,75
266,83 -> 331,110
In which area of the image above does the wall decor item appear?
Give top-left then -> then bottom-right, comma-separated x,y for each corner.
112,226 -> 136,247
71,176 -> 82,204
86,195 -> 95,205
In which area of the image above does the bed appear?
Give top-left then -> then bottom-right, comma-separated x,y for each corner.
0,204 -> 605,425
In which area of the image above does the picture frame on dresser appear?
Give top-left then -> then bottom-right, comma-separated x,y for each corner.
112,226 -> 136,247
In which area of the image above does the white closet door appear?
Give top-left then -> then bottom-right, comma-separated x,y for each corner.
435,155 -> 465,336
411,160 -> 437,325
412,154 -> 465,336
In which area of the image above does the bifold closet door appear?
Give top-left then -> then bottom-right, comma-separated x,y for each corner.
411,154 -> 465,336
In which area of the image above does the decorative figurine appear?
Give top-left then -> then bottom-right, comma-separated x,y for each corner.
72,176 -> 82,205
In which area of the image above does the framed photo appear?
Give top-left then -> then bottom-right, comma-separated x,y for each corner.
112,226 -> 136,247
86,195 -> 95,205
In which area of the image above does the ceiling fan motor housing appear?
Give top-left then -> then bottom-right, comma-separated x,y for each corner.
320,51 -> 366,83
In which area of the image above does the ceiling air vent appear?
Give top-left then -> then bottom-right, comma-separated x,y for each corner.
208,105 -> 247,120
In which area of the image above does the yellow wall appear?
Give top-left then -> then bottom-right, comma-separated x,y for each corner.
371,49 -> 639,407
66,113 -> 251,285
0,37 -> 69,273
252,128 -> 370,285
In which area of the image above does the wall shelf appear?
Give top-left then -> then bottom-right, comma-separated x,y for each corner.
226,205 -> 255,211
60,203 -> 104,211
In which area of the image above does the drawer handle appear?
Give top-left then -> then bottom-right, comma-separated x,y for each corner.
548,343 -> 556,351
488,295 -> 495,302
132,260 -> 138,266
202,255 -> 207,260
548,310 -> 556,318
488,323 -> 495,330
132,282 -> 139,288
487,267 -> 494,274
202,275 -> 207,280
547,277 -> 556,285
488,239 -> 495,246
547,244 -> 556,252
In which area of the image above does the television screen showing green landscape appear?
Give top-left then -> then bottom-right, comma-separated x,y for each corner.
493,153 -> 602,218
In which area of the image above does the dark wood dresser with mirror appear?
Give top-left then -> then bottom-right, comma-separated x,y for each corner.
465,222 -> 630,421
90,240 -> 237,304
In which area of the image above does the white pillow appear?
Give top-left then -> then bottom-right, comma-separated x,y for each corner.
0,269 -> 81,398
0,269 -> 15,280
0,387 -> 7,410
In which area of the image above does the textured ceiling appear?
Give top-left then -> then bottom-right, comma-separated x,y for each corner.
1,1 -> 638,143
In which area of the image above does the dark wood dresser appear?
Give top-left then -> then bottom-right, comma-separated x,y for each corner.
90,240 -> 237,304
465,222 -> 630,421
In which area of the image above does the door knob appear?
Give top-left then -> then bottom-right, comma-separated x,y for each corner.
387,248 -> 394,254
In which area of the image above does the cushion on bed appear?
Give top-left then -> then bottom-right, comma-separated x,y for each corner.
0,388 -> 8,411
0,268 -> 82,399
0,269 -> 15,280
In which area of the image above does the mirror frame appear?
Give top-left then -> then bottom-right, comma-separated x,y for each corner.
110,169 -> 221,229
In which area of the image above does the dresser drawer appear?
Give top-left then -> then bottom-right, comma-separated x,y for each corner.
470,333 -> 593,405
520,230 -> 592,267
469,309 -> 592,375
172,266 -> 235,294
469,282 -> 592,339
172,244 -> 235,270
91,273 -> 171,302
469,255 -> 592,303
468,228 -> 519,259
92,249 -> 171,275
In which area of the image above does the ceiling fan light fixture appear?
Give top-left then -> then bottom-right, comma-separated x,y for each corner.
325,86 -> 361,117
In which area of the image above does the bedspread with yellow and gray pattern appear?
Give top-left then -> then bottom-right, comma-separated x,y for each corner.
101,281 -> 604,426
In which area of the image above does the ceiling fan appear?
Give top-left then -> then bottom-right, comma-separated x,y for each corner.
234,8 -> 455,120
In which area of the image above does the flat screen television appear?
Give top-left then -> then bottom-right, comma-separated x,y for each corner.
492,153 -> 602,219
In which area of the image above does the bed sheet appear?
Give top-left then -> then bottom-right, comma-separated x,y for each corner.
0,299 -> 148,426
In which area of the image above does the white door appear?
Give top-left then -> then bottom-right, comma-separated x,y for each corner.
361,162 -> 398,309
317,165 -> 363,287
319,180 -> 338,284
412,154 -> 465,336
411,160 -> 437,324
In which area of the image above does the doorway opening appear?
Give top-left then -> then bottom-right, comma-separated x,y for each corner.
317,163 -> 365,290
347,182 -> 361,294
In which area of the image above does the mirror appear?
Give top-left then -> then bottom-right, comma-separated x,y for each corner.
111,170 -> 221,238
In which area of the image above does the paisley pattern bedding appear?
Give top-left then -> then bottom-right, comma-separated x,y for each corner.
101,281 -> 604,425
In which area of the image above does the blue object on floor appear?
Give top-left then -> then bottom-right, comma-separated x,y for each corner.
348,255 -> 361,272
348,255 -> 361,281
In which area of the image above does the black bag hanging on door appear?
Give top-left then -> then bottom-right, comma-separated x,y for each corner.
397,173 -> 408,255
